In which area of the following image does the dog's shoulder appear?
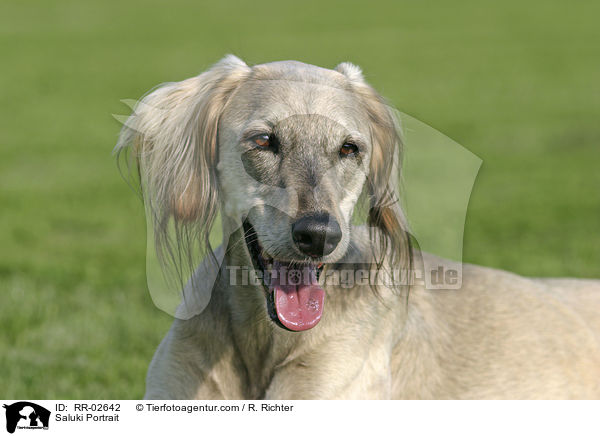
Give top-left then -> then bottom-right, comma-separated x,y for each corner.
145,250 -> 248,399
408,258 -> 600,398
534,277 -> 600,337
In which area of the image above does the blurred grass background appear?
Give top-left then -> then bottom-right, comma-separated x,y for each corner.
1,0 -> 598,398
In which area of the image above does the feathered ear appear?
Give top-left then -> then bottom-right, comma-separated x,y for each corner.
115,55 -> 250,281
336,62 -> 412,275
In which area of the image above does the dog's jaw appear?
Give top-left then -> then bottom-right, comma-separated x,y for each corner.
242,219 -> 326,332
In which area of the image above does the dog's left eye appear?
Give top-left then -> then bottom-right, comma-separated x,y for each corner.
339,143 -> 359,157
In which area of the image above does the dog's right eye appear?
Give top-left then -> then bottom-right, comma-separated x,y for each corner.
251,134 -> 279,153
254,134 -> 270,148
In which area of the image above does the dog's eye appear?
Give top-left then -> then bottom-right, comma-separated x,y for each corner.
253,134 -> 271,148
251,133 -> 279,153
339,143 -> 359,157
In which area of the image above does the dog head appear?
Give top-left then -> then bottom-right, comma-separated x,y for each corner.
116,56 -> 411,330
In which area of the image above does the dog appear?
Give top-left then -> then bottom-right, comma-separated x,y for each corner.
116,55 -> 600,399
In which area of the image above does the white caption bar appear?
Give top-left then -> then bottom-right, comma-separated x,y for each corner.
0,400 -> 597,436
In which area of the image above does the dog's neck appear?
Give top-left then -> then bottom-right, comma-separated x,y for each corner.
218,223 -> 302,395
217,219 -> 408,398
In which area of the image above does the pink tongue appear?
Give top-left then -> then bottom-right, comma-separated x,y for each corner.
270,261 -> 325,331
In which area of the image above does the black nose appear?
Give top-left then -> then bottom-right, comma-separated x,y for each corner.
292,213 -> 342,257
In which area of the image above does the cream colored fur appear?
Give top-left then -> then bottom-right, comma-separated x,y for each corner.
117,56 -> 600,399
145,242 -> 600,399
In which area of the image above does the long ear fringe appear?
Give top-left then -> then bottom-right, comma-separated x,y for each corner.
114,55 -> 250,291
350,81 -> 414,295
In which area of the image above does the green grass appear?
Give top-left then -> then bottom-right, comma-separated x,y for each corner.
1,0 -> 599,398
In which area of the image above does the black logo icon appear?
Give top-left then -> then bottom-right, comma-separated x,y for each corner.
3,402 -> 50,434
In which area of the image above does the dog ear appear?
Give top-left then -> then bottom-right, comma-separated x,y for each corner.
336,62 -> 412,274
334,62 -> 365,82
116,55 -> 250,278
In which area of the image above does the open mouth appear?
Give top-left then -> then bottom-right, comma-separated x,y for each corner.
243,219 -> 325,332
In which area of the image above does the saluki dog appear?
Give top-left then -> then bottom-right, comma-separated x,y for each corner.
116,56 -> 600,399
